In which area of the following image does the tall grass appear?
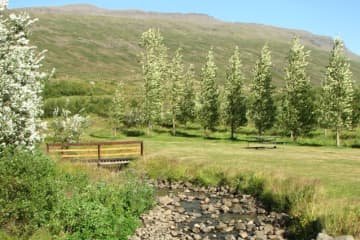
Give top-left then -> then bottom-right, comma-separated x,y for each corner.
133,156 -> 360,238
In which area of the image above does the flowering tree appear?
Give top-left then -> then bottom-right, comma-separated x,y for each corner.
0,1 -> 47,150
51,107 -> 89,144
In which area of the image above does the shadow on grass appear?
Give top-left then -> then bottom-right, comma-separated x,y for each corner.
296,142 -> 323,147
121,129 -> 145,137
171,130 -> 200,138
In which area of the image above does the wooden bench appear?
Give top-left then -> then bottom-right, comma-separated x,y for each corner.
46,141 -> 143,166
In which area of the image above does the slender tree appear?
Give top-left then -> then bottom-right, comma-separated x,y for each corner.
280,37 -> 316,140
250,44 -> 276,135
0,2 -> 47,150
168,48 -> 184,135
178,64 -> 196,127
139,28 -> 167,133
322,38 -> 353,147
224,46 -> 247,139
199,47 -> 219,134
352,87 -> 360,128
109,81 -> 125,136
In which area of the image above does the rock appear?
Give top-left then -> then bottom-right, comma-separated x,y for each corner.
235,222 -> 246,231
158,195 -> 173,205
225,234 -> 236,240
216,221 -> 228,231
334,236 -> 355,240
192,223 -> 201,233
223,198 -> 233,208
317,232 -> 334,240
264,224 -> 274,234
255,230 -> 267,240
221,205 -> 230,213
257,208 -> 267,214
192,233 -> 202,240
239,231 -> 248,239
231,204 -> 243,213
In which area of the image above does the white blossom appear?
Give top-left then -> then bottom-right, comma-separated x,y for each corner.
0,6 -> 47,150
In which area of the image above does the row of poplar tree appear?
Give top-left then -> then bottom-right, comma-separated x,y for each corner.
110,28 -> 355,147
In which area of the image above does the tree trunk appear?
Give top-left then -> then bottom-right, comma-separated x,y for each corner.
324,128 -> 328,137
113,127 -> 117,137
336,128 -> 341,147
147,122 -> 152,135
290,130 -> 294,141
172,115 -> 176,136
230,123 -> 234,140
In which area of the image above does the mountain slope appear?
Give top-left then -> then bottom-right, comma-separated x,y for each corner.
19,4 -> 360,87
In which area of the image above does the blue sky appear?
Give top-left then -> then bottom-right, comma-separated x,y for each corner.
8,0 -> 360,55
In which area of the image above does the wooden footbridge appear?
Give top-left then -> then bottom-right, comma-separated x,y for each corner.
46,141 -> 143,166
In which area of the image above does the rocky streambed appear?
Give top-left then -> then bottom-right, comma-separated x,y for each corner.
130,180 -> 289,240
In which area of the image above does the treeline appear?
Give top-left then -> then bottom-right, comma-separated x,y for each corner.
108,29 -> 357,146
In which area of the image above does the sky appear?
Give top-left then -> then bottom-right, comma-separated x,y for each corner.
8,0 -> 360,55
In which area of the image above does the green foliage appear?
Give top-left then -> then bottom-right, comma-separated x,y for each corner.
43,81 -> 108,98
50,174 -> 154,240
140,28 -> 168,131
250,44 -> 276,135
0,146 -> 155,239
43,96 -> 112,118
178,64 -> 197,126
109,81 -> 125,136
224,46 -> 247,139
0,147 -> 58,237
199,47 -> 220,133
352,87 -> 360,128
167,48 -> 185,135
280,37 -> 316,140
122,99 -> 143,128
321,38 -> 354,146
51,107 -> 89,143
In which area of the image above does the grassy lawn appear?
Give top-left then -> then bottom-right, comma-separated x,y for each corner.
61,117 -> 360,237
82,117 -> 360,202
142,136 -> 360,200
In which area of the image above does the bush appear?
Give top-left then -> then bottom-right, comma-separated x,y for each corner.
50,176 -> 154,240
51,108 -> 89,143
0,147 -> 59,237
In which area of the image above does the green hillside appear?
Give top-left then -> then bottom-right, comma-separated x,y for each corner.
22,5 -> 360,89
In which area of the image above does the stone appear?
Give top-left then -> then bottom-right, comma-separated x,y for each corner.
317,232 -> 334,240
264,224 -> 274,234
255,230 -> 267,240
223,198 -> 233,207
231,204 -> 243,213
221,205 -> 230,213
239,231 -> 248,239
158,195 -> 173,205
235,222 -> 246,231
334,236 -> 355,240
192,233 -> 202,240
216,222 -> 228,231
225,234 -> 237,240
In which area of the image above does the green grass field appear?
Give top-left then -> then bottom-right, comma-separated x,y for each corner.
72,116 -> 360,238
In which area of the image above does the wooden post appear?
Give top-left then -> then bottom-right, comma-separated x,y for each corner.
46,143 -> 49,153
97,144 -> 101,166
140,141 -> 144,156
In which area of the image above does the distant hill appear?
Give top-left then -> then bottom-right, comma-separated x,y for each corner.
17,4 -> 360,87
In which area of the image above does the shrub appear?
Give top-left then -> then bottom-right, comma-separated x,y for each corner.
0,147 -> 59,237
51,107 -> 89,143
50,176 -> 154,240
